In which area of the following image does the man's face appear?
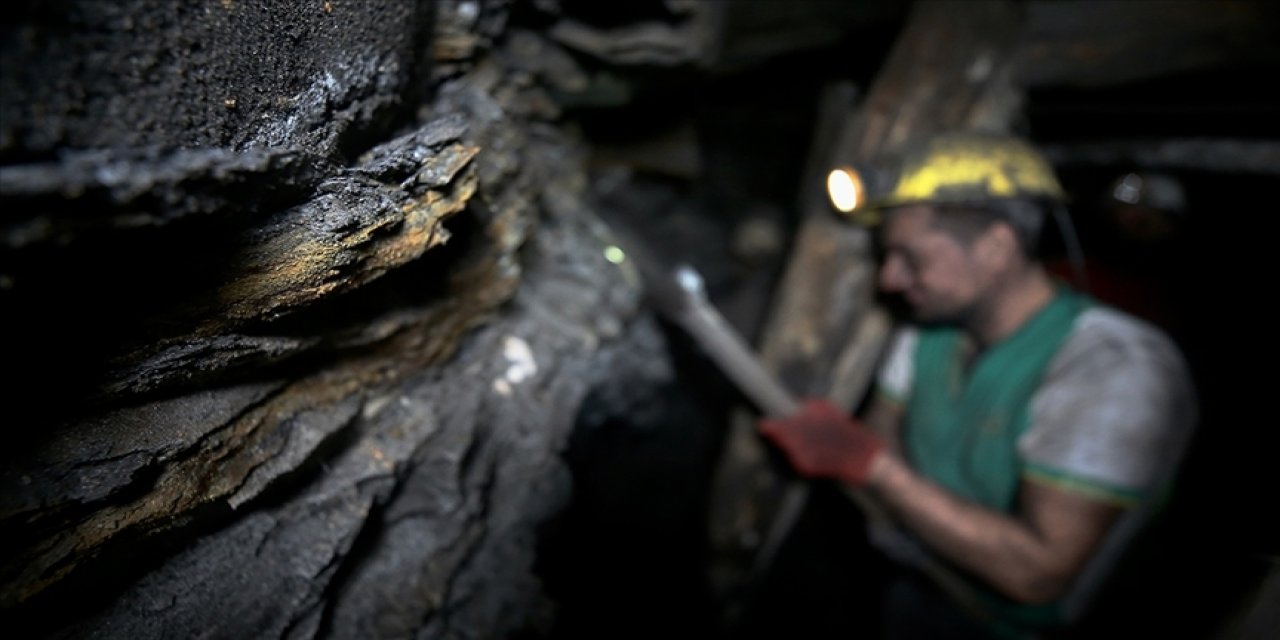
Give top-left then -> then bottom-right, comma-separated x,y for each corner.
877,205 -> 988,324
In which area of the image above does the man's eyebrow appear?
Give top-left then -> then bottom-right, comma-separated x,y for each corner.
880,237 -> 912,252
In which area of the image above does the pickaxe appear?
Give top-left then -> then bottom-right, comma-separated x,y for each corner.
603,223 -> 990,625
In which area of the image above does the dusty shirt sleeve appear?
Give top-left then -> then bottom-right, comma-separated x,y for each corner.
875,328 -> 918,407
1018,308 -> 1198,505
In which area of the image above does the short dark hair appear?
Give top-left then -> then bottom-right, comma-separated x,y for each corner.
927,198 -> 1048,260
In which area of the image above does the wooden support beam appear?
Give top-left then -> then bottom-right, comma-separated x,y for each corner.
707,0 -> 1029,621
1017,1 -> 1280,88
1043,138 -> 1280,175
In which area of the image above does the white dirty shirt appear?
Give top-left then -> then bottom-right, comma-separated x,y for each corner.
875,304 -> 1198,622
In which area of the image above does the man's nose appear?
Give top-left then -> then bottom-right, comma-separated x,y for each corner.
879,257 -> 907,292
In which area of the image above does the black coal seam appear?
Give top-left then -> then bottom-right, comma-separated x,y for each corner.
332,41 -> 439,169
54,448 -> 150,478
271,473 -> 398,640
406,0 -> 439,137
230,399 -> 368,515
0,461 -> 164,580
0,498 -> 236,636
0,149 -> 335,237
96,193 -> 488,408
418,506 -> 491,638
5,393 -> 378,635
100,338 -> 327,415
430,416 -> 502,636
0,382 -> 287,563
307,471 -> 412,640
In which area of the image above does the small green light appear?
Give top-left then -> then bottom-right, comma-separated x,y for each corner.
604,246 -> 625,264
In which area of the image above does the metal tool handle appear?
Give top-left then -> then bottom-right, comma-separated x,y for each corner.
667,266 -> 799,417
664,264 -> 992,624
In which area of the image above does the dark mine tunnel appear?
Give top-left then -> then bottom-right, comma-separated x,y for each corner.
2,1 -> 1278,639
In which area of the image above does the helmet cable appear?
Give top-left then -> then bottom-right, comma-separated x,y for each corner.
1051,202 -> 1091,295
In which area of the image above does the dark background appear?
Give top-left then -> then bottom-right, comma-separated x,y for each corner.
534,5 -> 1279,639
3,1 -> 1275,637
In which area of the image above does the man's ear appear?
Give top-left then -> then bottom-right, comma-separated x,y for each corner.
976,222 -> 1019,268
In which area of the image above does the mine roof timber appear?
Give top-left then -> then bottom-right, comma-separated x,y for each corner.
544,1 -> 1279,84
1042,139 -> 1280,175
1017,0 -> 1280,89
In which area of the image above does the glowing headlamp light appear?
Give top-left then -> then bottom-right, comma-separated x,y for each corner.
826,167 -> 866,213
825,163 -> 892,225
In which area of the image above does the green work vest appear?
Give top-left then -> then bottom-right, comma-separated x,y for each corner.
904,288 -> 1091,635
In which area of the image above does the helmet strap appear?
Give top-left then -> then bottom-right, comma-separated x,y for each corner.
1051,203 -> 1091,295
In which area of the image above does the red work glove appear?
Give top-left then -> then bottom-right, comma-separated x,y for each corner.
758,397 -> 885,486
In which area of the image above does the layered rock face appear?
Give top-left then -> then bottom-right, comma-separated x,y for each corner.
1,1 -> 672,637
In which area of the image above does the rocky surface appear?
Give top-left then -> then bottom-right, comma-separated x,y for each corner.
1,1 -> 674,637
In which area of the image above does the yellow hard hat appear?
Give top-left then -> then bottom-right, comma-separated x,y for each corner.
827,132 -> 1066,224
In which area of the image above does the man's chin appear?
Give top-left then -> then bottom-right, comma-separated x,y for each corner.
910,307 -> 965,327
